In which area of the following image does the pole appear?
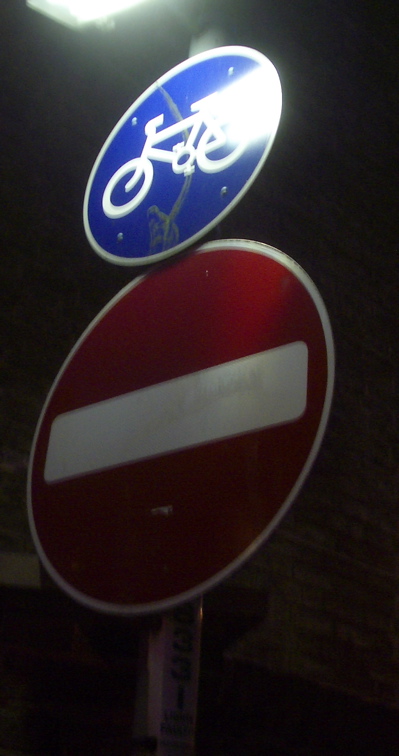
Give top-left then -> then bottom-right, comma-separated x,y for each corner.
133,597 -> 203,755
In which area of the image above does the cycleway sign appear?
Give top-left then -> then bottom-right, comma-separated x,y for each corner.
28,240 -> 334,615
83,47 -> 282,265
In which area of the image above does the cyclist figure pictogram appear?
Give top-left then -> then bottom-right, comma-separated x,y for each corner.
102,90 -> 249,219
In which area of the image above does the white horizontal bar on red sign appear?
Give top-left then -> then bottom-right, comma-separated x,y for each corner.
44,341 -> 308,483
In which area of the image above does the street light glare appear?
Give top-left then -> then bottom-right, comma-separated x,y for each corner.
218,65 -> 282,145
27,0 -> 149,28
195,64 -> 282,150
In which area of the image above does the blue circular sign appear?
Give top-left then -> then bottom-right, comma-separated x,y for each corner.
83,46 -> 282,266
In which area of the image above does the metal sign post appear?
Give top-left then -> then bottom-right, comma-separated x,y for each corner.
133,598 -> 203,755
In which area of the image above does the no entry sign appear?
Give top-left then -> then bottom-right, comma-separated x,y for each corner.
28,241 -> 334,614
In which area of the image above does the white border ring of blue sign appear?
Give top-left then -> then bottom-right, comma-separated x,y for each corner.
83,46 -> 282,266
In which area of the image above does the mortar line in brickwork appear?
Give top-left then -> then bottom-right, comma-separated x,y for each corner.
280,531 -> 398,582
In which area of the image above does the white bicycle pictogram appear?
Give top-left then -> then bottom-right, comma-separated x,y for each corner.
102,91 -> 249,219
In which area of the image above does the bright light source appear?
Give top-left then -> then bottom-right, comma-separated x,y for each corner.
27,0 -> 148,28
195,63 -> 282,149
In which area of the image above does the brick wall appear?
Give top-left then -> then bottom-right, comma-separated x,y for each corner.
214,0 -> 399,713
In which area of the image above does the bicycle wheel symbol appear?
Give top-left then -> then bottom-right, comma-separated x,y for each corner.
102,157 -> 154,219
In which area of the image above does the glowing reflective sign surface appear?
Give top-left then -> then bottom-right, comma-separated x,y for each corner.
84,47 -> 282,265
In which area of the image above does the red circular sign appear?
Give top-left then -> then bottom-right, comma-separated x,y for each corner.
28,241 -> 334,614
